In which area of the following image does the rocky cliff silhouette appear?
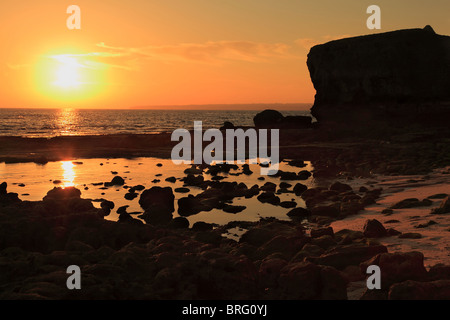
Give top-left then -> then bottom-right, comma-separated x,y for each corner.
307,26 -> 450,126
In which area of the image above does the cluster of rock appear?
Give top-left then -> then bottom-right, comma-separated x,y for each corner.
1,180 -> 449,300
253,110 -> 313,129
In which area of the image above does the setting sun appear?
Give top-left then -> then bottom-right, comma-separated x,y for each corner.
53,56 -> 81,88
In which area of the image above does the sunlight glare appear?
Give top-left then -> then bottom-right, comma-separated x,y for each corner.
53,56 -> 81,88
61,161 -> 76,187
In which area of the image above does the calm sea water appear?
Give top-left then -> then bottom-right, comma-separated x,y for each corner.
0,107 -> 311,138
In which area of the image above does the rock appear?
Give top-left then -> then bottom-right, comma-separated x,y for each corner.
359,186 -> 369,193
391,198 -> 432,209
279,171 -> 300,181
293,183 -> 308,196
253,109 -> 312,129
335,229 -> 364,244
194,231 -> 222,246
192,221 -> 214,232
165,177 -> 176,183
286,207 -> 310,220
307,26 -> 450,126
255,235 -> 297,260
432,196 -> 450,214
311,227 -> 334,239
361,251 -> 427,288
398,232 -> 422,239
100,200 -> 115,216
182,174 -> 204,186
279,201 -> 297,209
138,187 -> 175,213
297,170 -> 312,180
339,200 -> 364,217
169,217 -> 189,229
363,219 -> 387,238
279,182 -> 292,189
253,110 -> 284,128
261,182 -> 276,192
174,187 -> 190,193
257,192 -> 280,206
184,166 -> 203,175
427,264 -> 450,281
43,187 -> 81,201
287,159 -> 307,168
319,265 -> 348,300
258,258 -> 288,289
329,182 -> 352,193
309,244 -> 388,270
139,204 -> 173,225
277,262 -> 322,299
220,121 -> 234,130
427,193 -> 447,199
291,244 -> 324,262
311,205 -> 340,218
178,195 -> 212,216
104,176 -> 125,187
124,192 -> 138,200
222,204 -> 246,214
389,280 -> 450,300
415,220 -> 438,228
116,205 -> 129,214
242,164 -> 253,175
386,228 -> 402,236
311,235 -> 337,250
0,182 -> 7,195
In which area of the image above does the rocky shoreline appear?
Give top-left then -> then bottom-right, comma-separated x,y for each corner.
0,143 -> 449,299
1,107 -> 450,300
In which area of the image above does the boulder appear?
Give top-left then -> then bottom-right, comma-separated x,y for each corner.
138,187 -> 175,213
363,219 -> 387,238
389,280 -> 450,300
253,109 -> 312,129
309,244 -> 388,270
286,207 -> 311,219
432,196 -> 450,214
104,176 -> 125,187
307,26 -> 450,126
43,187 -> 81,201
360,251 -> 428,288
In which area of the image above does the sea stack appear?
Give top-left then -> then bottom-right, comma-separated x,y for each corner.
307,26 -> 450,126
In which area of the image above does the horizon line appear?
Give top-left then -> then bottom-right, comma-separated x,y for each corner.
0,102 -> 313,111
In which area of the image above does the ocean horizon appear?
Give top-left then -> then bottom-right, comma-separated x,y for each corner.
0,105 -> 312,138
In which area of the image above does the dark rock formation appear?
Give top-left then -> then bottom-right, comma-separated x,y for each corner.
253,109 -> 313,129
307,26 -> 450,126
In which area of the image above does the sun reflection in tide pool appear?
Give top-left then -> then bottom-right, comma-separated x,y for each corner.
61,161 -> 76,187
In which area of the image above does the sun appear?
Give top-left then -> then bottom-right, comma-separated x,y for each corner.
33,49 -> 110,105
52,56 -> 81,88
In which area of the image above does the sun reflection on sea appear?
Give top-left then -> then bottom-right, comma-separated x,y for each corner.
57,108 -> 79,136
61,161 -> 76,187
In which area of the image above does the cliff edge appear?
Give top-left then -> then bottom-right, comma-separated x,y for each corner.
307,26 -> 450,126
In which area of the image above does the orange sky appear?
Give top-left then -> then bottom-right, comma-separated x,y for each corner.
0,0 -> 449,109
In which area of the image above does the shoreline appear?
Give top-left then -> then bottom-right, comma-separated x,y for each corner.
1,124 -> 449,300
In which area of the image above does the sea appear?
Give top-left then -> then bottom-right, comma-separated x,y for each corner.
0,106 -> 312,138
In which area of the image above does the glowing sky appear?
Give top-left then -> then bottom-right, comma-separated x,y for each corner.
0,0 -> 449,109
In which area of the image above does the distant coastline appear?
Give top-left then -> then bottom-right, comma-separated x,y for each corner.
129,103 -> 312,111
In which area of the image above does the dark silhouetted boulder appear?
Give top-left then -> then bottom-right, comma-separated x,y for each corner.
363,219 -> 387,238
307,26 -> 450,126
138,187 -> 175,213
253,109 -> 312,129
